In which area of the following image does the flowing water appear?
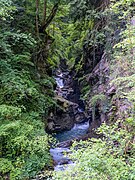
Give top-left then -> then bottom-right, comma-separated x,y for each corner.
50,121 -> 89,171
50,70 -> 89,171
55,121 -> 89,142
55,77 -> 64,89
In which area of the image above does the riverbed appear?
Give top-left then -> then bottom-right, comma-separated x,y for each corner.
50,69 -> 89,171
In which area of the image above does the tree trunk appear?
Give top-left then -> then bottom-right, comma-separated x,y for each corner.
42,0 -> 47,25
36,0 -> 40,38
39,3 -> 59,33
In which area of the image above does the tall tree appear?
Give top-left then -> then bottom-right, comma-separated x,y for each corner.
36,0 -> 59,35
36,0 -> 40,37
42,0 -> 47,24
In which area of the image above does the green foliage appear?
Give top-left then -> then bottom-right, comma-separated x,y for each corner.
53,121 -> 135,180
46,4 -> 70,67
78,76 -> 91,100
44,0 -> 105,70
0,158 -> 14,174
0,0 -> 56,179
0,114 -> 52,179
90,94 -> 106,107
53,1 -> 135,180
81,85 -> 91,100
109,0 -> 135,122
1,0 -> 135,179
0,0 -> 16,19
65,0 -> 106,70
0,105 -> 22,120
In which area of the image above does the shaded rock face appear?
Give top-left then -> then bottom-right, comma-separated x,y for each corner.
75,52 -> 111,136
78,50 -> 130,136
47,110 -> 74,133
75,112 -> 87,123
87,54 -> 110,134
87,108 -> 101,136
46,97 -> 76,133
46,61 -> 89,133
84,51 -> 133,137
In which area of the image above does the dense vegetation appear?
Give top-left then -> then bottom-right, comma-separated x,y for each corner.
0,0 -> 57,179
53,0 -> 135,179
0,0 -> 135,179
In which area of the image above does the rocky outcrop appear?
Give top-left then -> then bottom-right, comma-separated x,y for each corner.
46,96 -> 88,132
46,97 -> 76,133
46,67 -> 89,133
78,49 -> 132,137
75,111 -> 87,123
77,53 -> 111,136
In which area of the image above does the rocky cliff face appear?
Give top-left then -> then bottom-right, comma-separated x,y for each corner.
77,50 -> 133,137
46,63 -> 88,133
46,45 -> 132,137
85,53 -> 111,135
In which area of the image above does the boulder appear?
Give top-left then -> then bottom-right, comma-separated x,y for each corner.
47,121 -> 55,132
59,159 -> 70,165
75,112 -> 87,123
54,95 -> 78,108
46,96 -> 78,133
53,112 -> 74,132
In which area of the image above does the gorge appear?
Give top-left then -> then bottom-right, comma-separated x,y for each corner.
0,0 -> 134,180
47,65 -> 90,171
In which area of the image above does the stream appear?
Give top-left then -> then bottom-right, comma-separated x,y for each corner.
50,69 -> 89,171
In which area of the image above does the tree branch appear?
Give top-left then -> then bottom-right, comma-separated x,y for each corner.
42,0 -> 47,25
39,3 -> 59,33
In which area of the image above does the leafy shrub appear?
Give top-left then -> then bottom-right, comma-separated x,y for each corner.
90,94 -> 106,107
0,2 -> 55,179
0,158 -> 13,174
0,114 -> 52,179
53,121 -> 135,180
0,105 -> 22,120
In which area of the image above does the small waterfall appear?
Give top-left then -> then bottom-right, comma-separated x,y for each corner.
55,77 -> 64,89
